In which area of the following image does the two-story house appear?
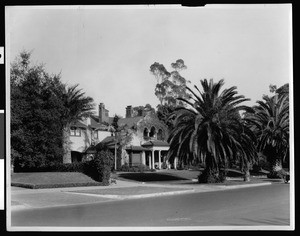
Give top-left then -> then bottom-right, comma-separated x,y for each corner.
68,103 -> 175,169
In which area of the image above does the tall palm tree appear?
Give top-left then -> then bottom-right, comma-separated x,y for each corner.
248,93 -> 289,178
167,79 -> 257,183
61,84 -> 94,163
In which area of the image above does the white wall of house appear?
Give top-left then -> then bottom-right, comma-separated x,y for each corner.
97,130 -> 112,142
69,128 -> 91,153
130,132 -> 142,146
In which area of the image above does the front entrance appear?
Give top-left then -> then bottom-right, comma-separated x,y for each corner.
71,151 -> 83,163
130,152 -> 141,166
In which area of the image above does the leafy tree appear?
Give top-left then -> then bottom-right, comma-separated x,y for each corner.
248,88 -> 289,178
11,51 -> 67,170
167,79 -> 257,183
149,62 -> 170,84
11,51 -> 95,169
132,104 -> 155,117
156,104 -> 176,131
150,59 -> 190,107
109,115 -> 133,170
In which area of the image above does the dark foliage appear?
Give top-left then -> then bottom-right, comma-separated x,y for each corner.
119,163 -> 150,173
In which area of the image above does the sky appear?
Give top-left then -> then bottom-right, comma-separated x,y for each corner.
6,4 -> 292,117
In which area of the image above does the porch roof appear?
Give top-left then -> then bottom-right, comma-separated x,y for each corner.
125,145 -> 149,151
141,140 -> 170,147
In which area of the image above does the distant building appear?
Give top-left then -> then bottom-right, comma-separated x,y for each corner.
68,103 -> 174,169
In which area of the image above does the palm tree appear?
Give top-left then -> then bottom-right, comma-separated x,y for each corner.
167,79 -> 257,183
248,93 -> 289,178
61,84 -> 94,163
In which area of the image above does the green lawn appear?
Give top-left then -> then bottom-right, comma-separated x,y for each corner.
115,168 -> 269,184
11,172 -> 103,189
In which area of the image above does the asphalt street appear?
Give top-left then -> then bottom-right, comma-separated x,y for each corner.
10,183 -> 290,228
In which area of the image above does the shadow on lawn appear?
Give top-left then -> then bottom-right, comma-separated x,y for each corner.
117,169 -> 267,183
117,173 -> 189,182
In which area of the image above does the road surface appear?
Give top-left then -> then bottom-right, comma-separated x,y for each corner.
10,183 -> 290,228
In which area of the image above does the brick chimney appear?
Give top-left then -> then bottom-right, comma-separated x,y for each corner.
126,105 -> 133,118
99,103 -> 109,123
137,108 -> 144,116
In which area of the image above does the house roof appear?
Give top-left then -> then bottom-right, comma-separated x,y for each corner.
70,120 -> 88,129
118,116 -> 143,128
125,145 -> 150,151
84,145 -> 97,154
90,115 -> 114,129
97,135 -> 117,149
142,140 -> 170,147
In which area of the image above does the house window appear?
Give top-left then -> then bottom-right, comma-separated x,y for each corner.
149,126 -> 156,138
157,129 -> 163,140
93,130 -> 98,139
70,127 -> 81,137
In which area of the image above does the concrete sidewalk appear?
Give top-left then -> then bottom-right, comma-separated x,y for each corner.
9,178 -> 276,211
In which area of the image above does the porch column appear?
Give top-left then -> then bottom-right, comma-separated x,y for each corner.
141,151 -> 146,165
148,152 -> 152,169
152,150 -> 155,169
158,150 -> 161,169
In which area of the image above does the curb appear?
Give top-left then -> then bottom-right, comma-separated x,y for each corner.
64,188 -> 196,200
222,182 -> 272,189
208,182 -> 273,191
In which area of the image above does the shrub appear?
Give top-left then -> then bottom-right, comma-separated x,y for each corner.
137,164 -> 150,172
119,163 -> 150,173
14,162 -> 87,173
161,162 -> 168,169
119,163 -> 130,172
92,150 -> 114,185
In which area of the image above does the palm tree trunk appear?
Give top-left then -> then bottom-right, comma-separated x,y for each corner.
198,154 -> 222,183
271,158 -> 283,172
63,125 -> 72,163
243,162 -> 251,182
268,157 -> 283,179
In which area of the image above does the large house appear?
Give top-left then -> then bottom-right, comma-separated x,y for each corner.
67,103 -> 176,169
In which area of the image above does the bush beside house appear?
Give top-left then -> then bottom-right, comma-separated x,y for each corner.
13,149 -> 114,186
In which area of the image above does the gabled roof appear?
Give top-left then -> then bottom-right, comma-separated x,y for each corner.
142,140 -> 170,147
90,115 -> 114,130
118,116 -> 143,128
98,135 -> 117,149
84,145 -> 97,154
70,120 -> 87,129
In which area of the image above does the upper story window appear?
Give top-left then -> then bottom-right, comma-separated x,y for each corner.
93,130 -> 98,139
157,129 -> 164,140
149,126 -> 156,138
143,128 -> 149,140
70,127 -> 81,137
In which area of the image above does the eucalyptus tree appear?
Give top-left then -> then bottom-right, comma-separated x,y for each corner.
248,91 -> 289,178
150,59 -> 190,107
167,79 -> 257,183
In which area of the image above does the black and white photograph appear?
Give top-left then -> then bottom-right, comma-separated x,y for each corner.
5,4 -> 294,231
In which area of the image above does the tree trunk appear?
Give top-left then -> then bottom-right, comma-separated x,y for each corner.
63,126 -> 72,164
243,162 -> 251,182
198,155 -> 223,183
271,158 -> 283,172
268,157 -> 283,179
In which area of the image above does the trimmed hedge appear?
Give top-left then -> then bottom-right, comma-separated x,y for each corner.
11,181 -> 104,189
13,150 -> 114,185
